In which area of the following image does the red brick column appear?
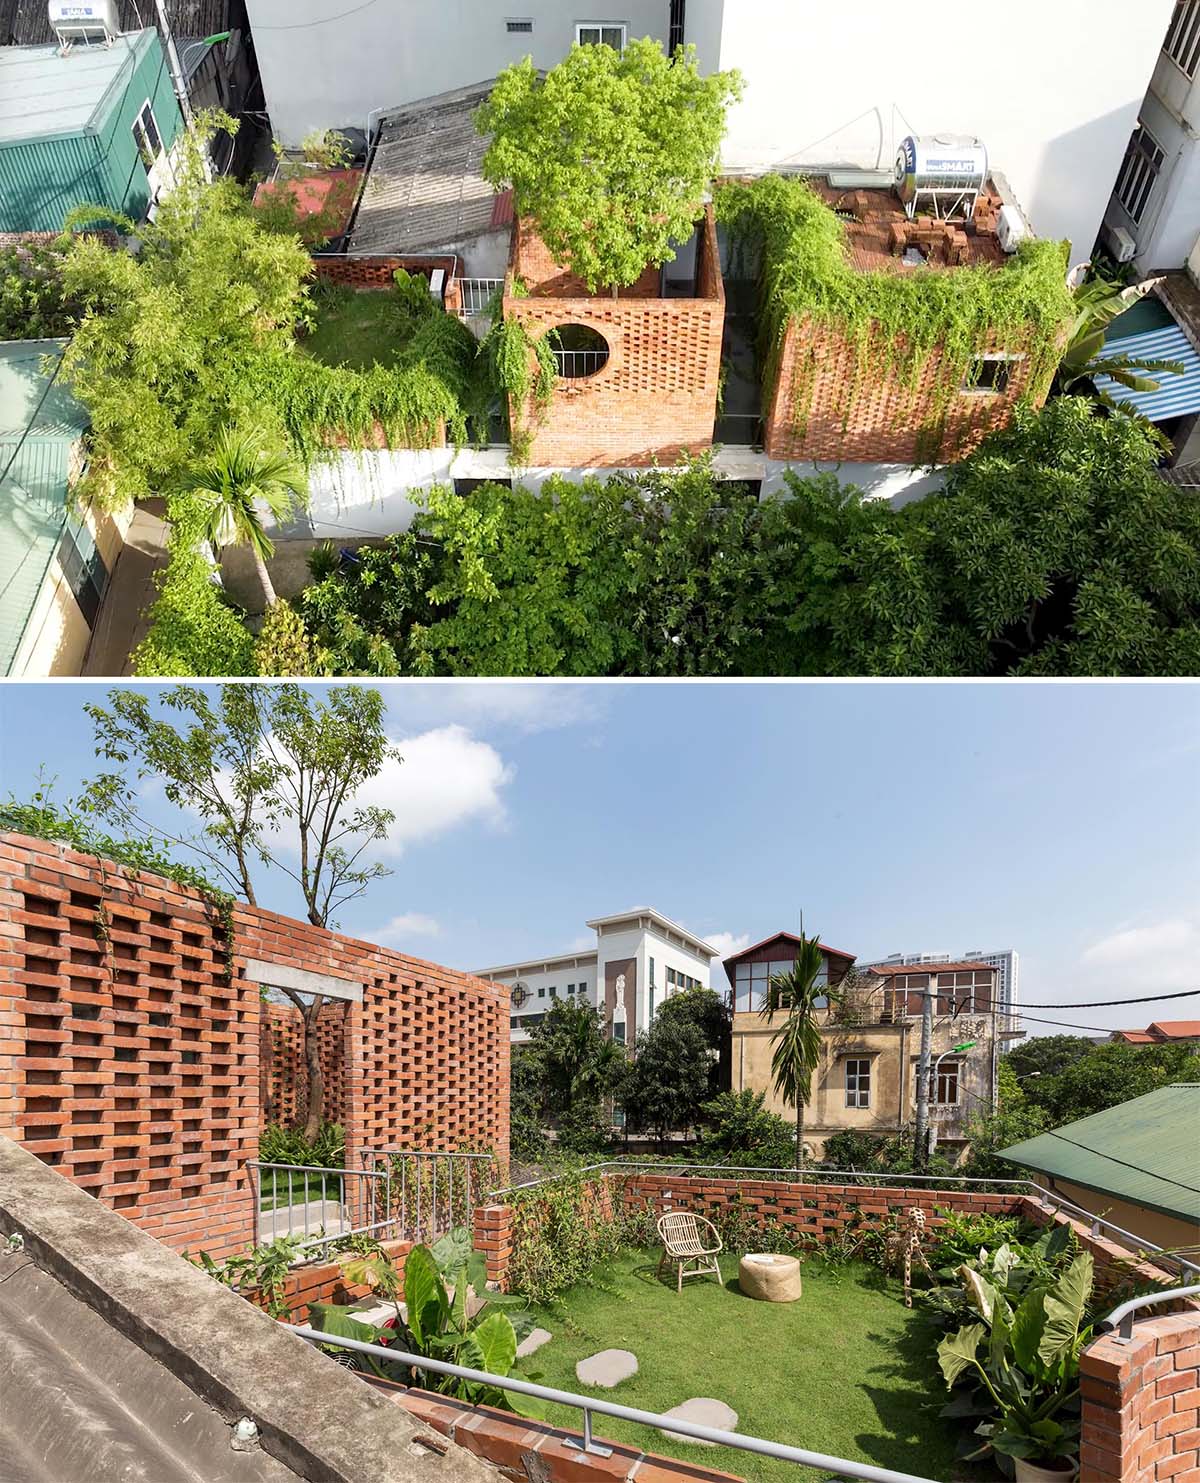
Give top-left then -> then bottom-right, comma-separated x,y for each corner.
474,1204 -> 514,1290
1080,1312 -> 1200,1480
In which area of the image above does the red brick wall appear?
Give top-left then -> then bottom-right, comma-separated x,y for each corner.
311,254 -> 457,290
0,833 -> 510,1261
260,1000 -> 348,1128
762,317 -> 1055,465
1080,1312 -> 1200,1482
503,207 -> 725,466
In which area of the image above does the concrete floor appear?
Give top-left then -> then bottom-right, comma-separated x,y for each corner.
83,500 -> 169,677
221,535 -> 389,615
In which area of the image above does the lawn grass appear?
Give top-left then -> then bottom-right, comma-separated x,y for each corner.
517,1249 -> 968,1483
301,285 -> 407,370
258,1169 -> 343,1212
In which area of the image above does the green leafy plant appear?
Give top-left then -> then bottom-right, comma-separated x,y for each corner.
937,1249 -> 1093,1466
300,129 -> 353,170
695,1089 -> 797,1169
189,1234 -> 310,1318
1054,276 -> 1184,407
477,40 -> 741,295
259,1121 -> 346,1168
759,929 -> 842,1167
311,1231 -> 541,1415
0,242 -> 82,339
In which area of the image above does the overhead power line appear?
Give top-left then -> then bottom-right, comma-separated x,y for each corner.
1021,989 -> 1199,1010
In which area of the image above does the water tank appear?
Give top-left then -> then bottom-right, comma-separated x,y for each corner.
48,0 -> 120,46
894,133 -> 988,220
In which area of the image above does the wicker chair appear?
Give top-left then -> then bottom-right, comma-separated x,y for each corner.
656,1211 -> 723,1293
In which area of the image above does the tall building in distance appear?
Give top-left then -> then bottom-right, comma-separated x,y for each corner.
860,949 -> 1020,1026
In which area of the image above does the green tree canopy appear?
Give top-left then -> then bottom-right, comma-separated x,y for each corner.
525,998 -> 627,1119
58,114 -> 312,511
1022,1040 -> 1200,1126
1004,1036 -> 1095,1084
622,1015 -> 711,1148
477,40 -> 741,293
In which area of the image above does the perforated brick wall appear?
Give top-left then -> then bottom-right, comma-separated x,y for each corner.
502,207 -> 725,466
1080,1312 -> 1200,1481
0,833 -> 510,1261
311,254 -> 457,290
260,1000 -> 348,1127
762,316 -> 1055,465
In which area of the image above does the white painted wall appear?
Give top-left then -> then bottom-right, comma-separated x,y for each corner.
245,0 -> 672,143
703,0 -> 1176,261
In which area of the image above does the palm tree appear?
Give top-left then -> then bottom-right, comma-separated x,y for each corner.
1054,276 -> 1184,411
177,427 -> 307,611
758,930 -> 840,1169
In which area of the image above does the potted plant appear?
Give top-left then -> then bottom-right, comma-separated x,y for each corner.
937,1248 -> 1093,1482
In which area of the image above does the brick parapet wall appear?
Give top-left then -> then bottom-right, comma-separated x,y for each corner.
503,207 -> 725,466
1080,1313 -> 1200,1482
763,317 -> 1056,465
311,254 -> 458,290
248,1236 -> 413,1325
379,1384 -> 745,1483
0,833 -> 510,1261
260,1000 -> 348,1128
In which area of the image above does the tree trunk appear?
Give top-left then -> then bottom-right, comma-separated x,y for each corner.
301,994 -> 325,1143
251,545 -> 277,612
795,1095 -> 805,1170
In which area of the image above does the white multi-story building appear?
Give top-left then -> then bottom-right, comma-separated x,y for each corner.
244,0 -> 1172,265
475,909 -> 715,1047
861,948 -> 1020,1026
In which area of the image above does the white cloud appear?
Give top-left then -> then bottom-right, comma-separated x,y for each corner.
383,684 -> 605,737
1081,916 -> 1198,991
356,725 -> 514,857
702,931 -> 751,961
372,912 -> 442,942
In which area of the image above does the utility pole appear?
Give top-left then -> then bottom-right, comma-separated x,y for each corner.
153,0 -> 195,130
914,983 -> 933,1169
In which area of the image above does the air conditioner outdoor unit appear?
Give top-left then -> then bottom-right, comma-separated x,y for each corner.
1104,223 -> 1138,264
996,203 -> 1026,254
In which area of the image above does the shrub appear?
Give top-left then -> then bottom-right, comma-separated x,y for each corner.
695,1089 -> 796,1168
259,1120 -> 346,1168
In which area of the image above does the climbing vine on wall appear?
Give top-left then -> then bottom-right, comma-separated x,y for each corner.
715,175 -> 1074,454
479,298 -> 558,465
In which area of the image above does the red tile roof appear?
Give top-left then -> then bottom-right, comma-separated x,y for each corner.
723,931 -> 858,968
1112,1031 -> 1156,1043
866,961 -> 996,977
490,189 -> 514,230
1148,1020 -> 1200,1038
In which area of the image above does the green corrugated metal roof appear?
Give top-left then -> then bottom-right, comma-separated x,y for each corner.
0,339 -> 86,673
1000,1083 -> 1200,1224
0,29 -> 152,144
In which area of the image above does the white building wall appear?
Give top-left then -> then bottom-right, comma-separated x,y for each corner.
704,0 -> 1176,261
244,0 -> 672,144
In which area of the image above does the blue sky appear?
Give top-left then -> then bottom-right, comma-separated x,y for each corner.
1,681 -> 1197,1037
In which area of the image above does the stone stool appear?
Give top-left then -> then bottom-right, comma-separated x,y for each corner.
738,1252 -> 801,1302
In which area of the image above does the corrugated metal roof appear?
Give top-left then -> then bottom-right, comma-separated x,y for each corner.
1093,320 -> 1200,422
0,28 -> 150,143
349,80 -> 509,254
1000,1083 -> 1200,1224
0,340 -> 86,673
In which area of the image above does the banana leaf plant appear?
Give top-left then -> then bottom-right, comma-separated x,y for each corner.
309,1227 -> 544,1417
1054,276 -> 1184,413
937,1248 -> 1094,1465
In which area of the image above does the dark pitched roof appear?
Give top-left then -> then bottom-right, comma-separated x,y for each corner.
723,931 -> 858,969
0,0 -> 235,46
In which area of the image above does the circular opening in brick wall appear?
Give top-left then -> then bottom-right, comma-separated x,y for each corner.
548,324 -> 610,379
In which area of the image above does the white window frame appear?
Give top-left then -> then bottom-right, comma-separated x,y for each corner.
575,20 -> 627,49
1164,0 -> 1200,79
1115,123 -> 1165,226
961,352 -> 1024,397
845,1057 -> 871,1109
131,99 -> 163,171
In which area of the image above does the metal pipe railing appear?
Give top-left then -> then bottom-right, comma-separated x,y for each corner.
1098,1285 -> 1200,1343
290,1327 -> 942,1483
362,1149 -> 496,1246
249,1160 -> 393,1252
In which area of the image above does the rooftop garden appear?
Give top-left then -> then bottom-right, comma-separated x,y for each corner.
714,175 -> 1075,449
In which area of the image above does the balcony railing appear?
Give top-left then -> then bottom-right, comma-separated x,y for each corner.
552,347 -> 608,377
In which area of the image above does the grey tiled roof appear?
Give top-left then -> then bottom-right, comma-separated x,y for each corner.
349,80 -> 505,255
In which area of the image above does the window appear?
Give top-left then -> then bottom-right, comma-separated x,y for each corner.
132,101 -> 163,170
649,985 -> 656,1020
1115,124 -> 1165,224
549,985 -> 558,998
57,516 -> 110,628
576,21 -> 626,48
1165,0 -> 1200,78
613,1020 -> 626,1043
537,986 -> 545,999
454,477 -> 511,496
845,1058 -> 871,1109
505,18 -> 533,32
935,1062 -> 960,1105
648,957 -> 655,986
668,0 -> 685,52
578,980 -> 587,995
566,983 -> 575,995
667,967 -> 676,987
962,355 -> 1018,395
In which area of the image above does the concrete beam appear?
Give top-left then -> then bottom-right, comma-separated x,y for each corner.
244,958 -> 363,1003
0,1137 -> 496,1483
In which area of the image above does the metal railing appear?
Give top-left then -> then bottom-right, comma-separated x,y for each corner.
362,1149 -> 497,1245
290,1327 -> 942,1483
249,1160 -> 393,1253
453,278 -> 504,318
552,348 -> 608,377
1099,1285 -> 1200,1343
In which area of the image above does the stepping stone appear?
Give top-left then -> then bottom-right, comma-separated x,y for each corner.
576,1348 -> 638,1388
659,1398 -> 739,1447
516,1326 -> 552,1359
